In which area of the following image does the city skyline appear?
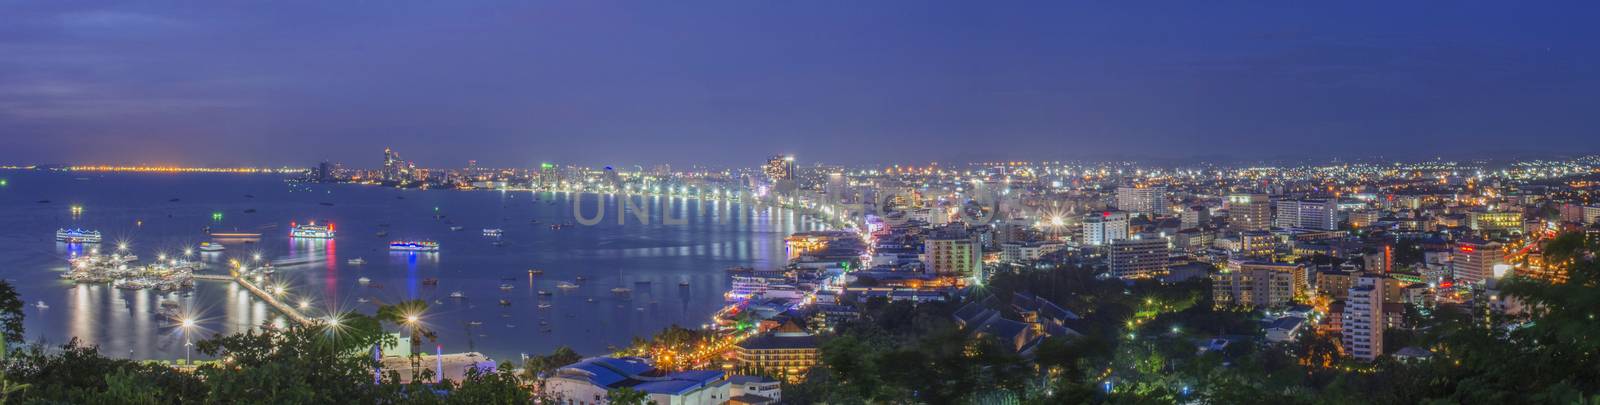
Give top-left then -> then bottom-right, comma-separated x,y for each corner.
5,2 -> 1600,167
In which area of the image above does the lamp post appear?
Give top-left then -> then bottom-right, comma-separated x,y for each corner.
181,318 -> 196,365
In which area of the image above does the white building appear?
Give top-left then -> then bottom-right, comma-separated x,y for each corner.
1227,193 -> 1272,232
1116,186 -> 1167,216
1274,199 -> 1338,230
1081,211 -> 1129,246
544,357 -> 730,405
1342,276 -> 1385,362
1108,236 -> 1169,279
1452,239 -> 1503,286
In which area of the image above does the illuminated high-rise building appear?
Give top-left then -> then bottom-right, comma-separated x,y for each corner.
1080,211 -> 1129,246
1108,235 -> 1169,279
1452,239 -> 1503,285
1275,199 -> 1337,230
764,155 -> 795,183
1115,186 -> 1167,216
1342,275 -> 1385,362
1227,193 -> 1271,232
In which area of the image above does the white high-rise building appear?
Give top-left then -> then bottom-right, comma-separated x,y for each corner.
1275,199 -> 1338,230
1342,275 -> 1385,362
1452,239 -> 1503,285
1227,193 -> 1271,232
1116,186 -> 1168,216
1108,235 -> 1169,279
1081,211 -> 1129,246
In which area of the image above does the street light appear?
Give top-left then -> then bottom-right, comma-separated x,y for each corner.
180,318 -> 197,365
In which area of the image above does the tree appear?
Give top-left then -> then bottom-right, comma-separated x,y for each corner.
606,387 -> 651,405
0,281 -> 23,345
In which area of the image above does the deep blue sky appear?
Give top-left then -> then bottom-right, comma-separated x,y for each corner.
2,1 -> 1597,168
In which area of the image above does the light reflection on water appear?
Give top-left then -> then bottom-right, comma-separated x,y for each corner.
3,172 -> 823,361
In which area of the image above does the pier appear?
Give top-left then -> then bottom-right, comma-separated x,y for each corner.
193,273 -> 314,326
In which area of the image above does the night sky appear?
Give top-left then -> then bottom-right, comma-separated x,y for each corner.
2,2 -> 1598,167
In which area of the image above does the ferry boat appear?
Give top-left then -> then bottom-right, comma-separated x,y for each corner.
388,241 -> 440,252
289,222 -> 335,239
482,228 -> 503,237
55,229 -> 102,243
347,257 -> 366,265
198,242 -> 226,252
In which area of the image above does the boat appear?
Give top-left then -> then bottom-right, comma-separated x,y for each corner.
611,287 -> 632,294
289,222 -> 335,238
537,290 -> 552,296
538,303 -> 552,309
556,282 -> 578,290
574,276 -> 587,282
449,291 -> 465,298
498,299 -> 511,306
469,321 -> 483,326
34,301 -> 48,310
585,298 -> 596,303
679,281 -> 690,287
357,297 -> 369,303
357,277 -> 371,284
499,284 -> 514,291
422,278 -> 438,286
387,238 -> 438,251
528,269 -> 544,276
482,228 -> 503,237
347,257 -> 366,265
55,229 -> 102,243
449,226 -> 464,231
198,242 -> 226,252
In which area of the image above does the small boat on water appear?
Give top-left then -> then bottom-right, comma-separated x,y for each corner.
357,297 -> 370,303
469,321 -> 483,326
34,301 -> 48,310
574,276 -> 587,282
498,299 -> 511,306
422,278 -> 438,286
538,303 -> 552,309
449,291 -> 466,298
449,226 -> 464,231
611,287 -> 632,294
499,284 -> 514,291
482,228 -> 503,237
347,257 -> 365,265
585,298 -> 596,303
679,281 -> 690,287
556,282 -> 578,290
537,290 -> 552,296
357,277 -> 371,284
528,269 -> 544,276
